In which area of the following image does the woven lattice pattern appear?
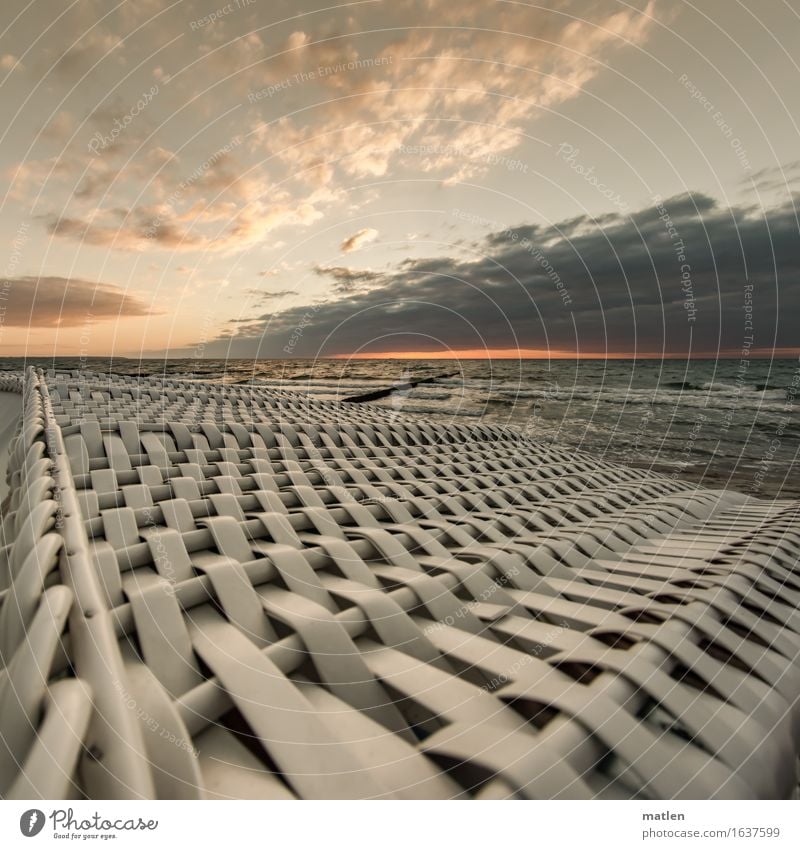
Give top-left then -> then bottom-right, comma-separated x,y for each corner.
1,368 -> 799,799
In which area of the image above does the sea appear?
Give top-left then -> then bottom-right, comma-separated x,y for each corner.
2,356 -> 799,498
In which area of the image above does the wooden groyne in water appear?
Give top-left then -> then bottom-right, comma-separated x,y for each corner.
1,368 -> 798,799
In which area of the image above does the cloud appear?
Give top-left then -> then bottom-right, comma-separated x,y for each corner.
243,288 -> 298,301
0,276 -> 158,327
340,227 -> 378,253
41,178 -> 336,253
43,212 -> 196,250
185,191 -> 800,357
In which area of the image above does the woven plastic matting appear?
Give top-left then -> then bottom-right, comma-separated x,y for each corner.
1,368 -> 798,799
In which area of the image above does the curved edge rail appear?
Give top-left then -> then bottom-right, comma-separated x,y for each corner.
0,369 -> 154,799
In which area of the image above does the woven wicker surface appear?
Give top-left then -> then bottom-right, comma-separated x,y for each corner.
1,368 -> 799,799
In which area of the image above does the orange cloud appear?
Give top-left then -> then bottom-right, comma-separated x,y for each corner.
340,227 -> 378,252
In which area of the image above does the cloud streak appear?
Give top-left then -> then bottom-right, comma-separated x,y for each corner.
188,192 -> 799,357
243,288 -> 299,301
10,0 -> 660,259
340,227 -> 378,253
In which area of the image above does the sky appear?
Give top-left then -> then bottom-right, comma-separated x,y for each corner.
1,0 -> 799,359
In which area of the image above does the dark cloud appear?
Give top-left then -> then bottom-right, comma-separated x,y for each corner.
0,276 -> 157,327
181,192 -> 800,357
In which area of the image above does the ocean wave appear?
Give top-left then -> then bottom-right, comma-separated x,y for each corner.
436,378 -> 481,388
524,388 -> 787,412
699,381 -> 768,394
491,388 -> 562,400
383,403 -> 481,417
405,390 -> 453,400
254,379 -> 388,391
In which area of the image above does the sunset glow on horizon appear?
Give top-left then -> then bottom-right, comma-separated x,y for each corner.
333,348 -> 800,361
